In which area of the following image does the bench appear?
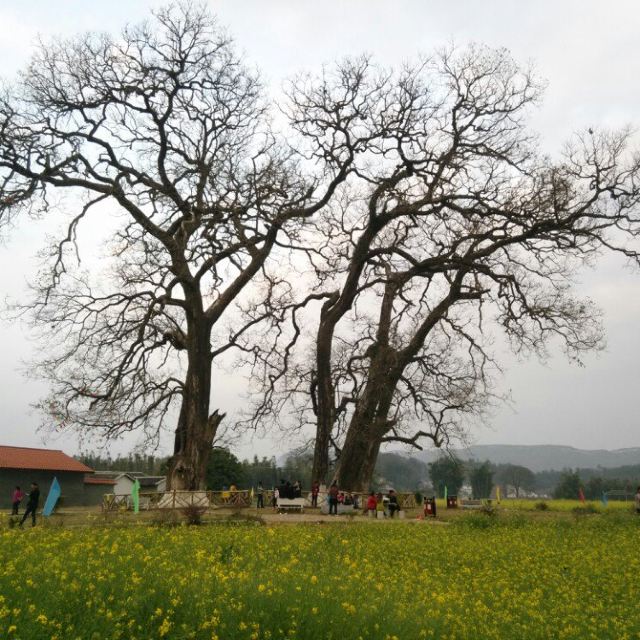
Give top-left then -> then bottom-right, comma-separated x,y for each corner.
277,498 -> 305,513
460,499 -> 486,510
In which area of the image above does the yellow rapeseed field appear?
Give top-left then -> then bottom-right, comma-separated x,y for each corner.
1,511 -> 639,639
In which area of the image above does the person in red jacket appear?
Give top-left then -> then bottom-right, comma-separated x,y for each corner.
311,481 -> 320,508
11,486 -> 24,515
365,492 -> 377,514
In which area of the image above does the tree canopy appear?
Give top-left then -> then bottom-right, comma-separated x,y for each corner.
0,4 -> 356,489
2,4 -> 640,492
429,456 -> 465,498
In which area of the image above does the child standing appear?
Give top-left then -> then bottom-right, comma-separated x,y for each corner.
11,486 -> 24,515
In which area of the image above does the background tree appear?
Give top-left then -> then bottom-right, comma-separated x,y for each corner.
429,456 -> 465,498
373,452 -> 430,492
468,460 -> 494,499
0,5 -> 356,489
205,447 -> 246,490
553,470 -> 582,499
279,449 -> 314,490
584,476 -> 605,501
78,451 -> 168,475
495,464 -> 536,497
242,455 -> 280,490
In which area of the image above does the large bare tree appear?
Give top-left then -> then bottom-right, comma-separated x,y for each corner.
0,5 -> 357,489
243,47 -> 640,490
321,49 -> 640,490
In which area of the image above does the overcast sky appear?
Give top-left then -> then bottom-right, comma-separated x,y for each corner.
0,0 -> 639,459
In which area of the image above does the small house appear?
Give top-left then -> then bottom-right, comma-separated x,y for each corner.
0,445 -> 94,508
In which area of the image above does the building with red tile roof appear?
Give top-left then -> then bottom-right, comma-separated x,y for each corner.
0,445 -> 93,473
0,445 -> 100,509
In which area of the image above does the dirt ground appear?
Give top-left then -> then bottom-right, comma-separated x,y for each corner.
3,505 -> 452,528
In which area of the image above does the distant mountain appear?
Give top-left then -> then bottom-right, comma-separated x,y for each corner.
414,444 -> 640,472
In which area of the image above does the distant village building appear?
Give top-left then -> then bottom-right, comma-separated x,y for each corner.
93,471 -> 166,495
0,445 -> 98,507
83,475 -> 117,505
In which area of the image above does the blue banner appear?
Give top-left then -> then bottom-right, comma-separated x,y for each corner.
43,477 -> 61,516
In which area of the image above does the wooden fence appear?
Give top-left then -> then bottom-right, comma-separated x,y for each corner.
102,490 -> 421,512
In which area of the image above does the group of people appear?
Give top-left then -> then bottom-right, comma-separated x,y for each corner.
9,482 -> 41,527
326,482 -> 361,513
363,489 -> 401,517
260,479 -> 306,509
327,483 -> 399,516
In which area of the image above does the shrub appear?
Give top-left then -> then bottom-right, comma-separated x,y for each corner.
480,503 -> 497,516
572,503 -> 599,516
462,512 -> 496,529
534,501 -> 549,511
224,512 -> 266,526
151,509 -> 179,527
182,504 -> 207,525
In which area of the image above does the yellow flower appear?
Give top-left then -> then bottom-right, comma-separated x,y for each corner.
158,618 -> 172,637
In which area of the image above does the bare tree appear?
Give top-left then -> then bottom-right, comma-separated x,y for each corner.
0,4 -> 356,489
247,46 -> 640,490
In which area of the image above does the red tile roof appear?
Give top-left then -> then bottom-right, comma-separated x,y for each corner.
84,476 -> 116,485
0,446 -> 94,473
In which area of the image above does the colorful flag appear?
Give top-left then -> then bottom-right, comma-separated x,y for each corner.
132,478 -> 140,514
496,486 -> 501,503
43,477 -> 61,516
601,491 -> 608,507
578,487 -> 586,504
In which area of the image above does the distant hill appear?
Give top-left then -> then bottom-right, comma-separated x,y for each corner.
414,444 -> 640,472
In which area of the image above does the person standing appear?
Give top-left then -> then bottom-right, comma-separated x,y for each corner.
328,481 -> 339,515
11,486 -> 24,515
256,482 -> 264,509
365,491 -> 377,515
311,481 -> 319,508
20,483 -> 40,528
635,486 -> 640,515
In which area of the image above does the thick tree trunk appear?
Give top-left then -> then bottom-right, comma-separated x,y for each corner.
167,409 -> 224,490
312,319 -> 336,484
166,319 -> 222,490
331,277 -> 465,491
333,418 -> 384,492
333,352 -> 400,491
312,229 -> 379,484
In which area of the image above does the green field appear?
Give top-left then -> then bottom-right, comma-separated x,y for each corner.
1,509 -> 639,639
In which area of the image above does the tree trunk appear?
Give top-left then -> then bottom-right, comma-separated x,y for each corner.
333,350 -> 399,491
331,277 -> 464,492
166,318 -> 222,490
333,418 -> 384,492
167,409 -> 224,490
312,319 -> 336,484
